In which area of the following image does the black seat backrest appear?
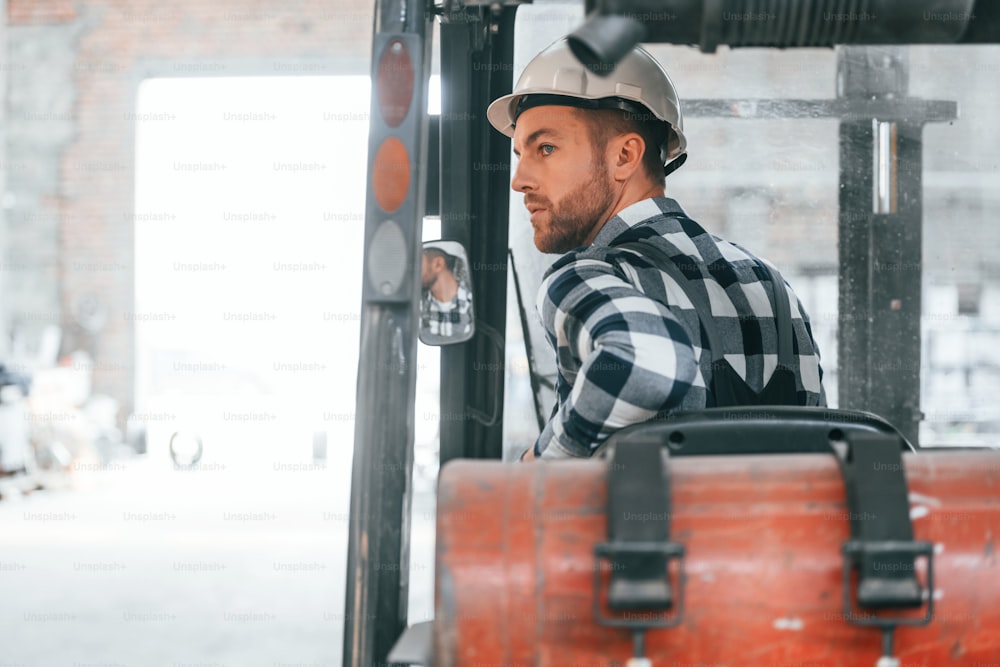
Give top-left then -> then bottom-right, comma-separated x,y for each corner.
595,406 -> 914,458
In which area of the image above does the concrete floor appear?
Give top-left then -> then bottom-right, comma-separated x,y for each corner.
1,452 -> 436,667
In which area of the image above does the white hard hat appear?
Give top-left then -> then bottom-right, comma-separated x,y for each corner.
487,37 -> 687,171
422,240 -> 465,259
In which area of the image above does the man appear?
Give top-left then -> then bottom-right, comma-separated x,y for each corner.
420,244 -> 473,342
486,38 -> 826,460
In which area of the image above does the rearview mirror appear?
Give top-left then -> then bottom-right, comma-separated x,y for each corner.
419,240 -> 475,346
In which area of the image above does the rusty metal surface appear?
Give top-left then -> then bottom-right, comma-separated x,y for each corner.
435,451 -> 1000,665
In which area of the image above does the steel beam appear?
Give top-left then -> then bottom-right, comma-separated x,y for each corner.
835,46 -> 950,446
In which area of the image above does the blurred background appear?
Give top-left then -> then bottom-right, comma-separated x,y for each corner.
0,1 -> 998,665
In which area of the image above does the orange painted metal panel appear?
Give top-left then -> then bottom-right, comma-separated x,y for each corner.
434,451 -> 1000,666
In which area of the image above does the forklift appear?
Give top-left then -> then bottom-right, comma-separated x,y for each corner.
346,1 -> 1000,665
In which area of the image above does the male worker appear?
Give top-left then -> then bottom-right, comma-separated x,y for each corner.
486,39 -> 826,460
420,244 -> 473,342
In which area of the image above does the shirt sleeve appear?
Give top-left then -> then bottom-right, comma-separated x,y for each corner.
533,254 -> 698,459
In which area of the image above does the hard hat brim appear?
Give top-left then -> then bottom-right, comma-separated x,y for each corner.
486,93 -> 520,137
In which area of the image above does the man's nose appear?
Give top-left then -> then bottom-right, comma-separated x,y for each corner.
511,159 -> 532,193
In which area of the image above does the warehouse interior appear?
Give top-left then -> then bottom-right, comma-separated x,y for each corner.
1,2 -> 392,665
1,1 -> 999,665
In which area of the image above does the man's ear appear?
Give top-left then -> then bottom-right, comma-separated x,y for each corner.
609,132 -> 646,182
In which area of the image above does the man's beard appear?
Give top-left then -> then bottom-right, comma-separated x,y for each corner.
527,160 -> 615,254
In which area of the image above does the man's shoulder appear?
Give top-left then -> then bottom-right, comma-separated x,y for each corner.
543,243 -> 640,283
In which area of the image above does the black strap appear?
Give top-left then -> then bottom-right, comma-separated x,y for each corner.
662,152 -> 687,178
840,432 -> 924,608
616,240 -> 726,363
765,258 -> 795,369
605,434 -> 674,610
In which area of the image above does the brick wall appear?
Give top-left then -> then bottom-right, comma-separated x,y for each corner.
5,0 -> 374,421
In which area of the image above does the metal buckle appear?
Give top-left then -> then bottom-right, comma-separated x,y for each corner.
841,540 -> 935,627
592,541 -> 686,629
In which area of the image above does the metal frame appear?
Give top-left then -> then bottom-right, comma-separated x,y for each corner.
834,46 -> 955,445
344,1 -> 433,665
438,6 -> 517,464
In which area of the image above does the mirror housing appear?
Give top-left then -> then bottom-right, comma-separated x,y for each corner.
419,240 -> 475,346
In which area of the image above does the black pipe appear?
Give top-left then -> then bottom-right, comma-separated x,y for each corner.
571,0 -> 997,57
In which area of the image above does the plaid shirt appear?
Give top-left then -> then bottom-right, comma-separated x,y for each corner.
423,282 -> 473,339
533,197 -> 826,459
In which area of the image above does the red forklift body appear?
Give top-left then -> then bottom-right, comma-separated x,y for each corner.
435,450 -> 1000,666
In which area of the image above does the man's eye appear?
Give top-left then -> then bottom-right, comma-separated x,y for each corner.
540,144 -> 555,155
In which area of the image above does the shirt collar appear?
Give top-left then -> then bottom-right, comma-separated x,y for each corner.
590,197 -> 688,248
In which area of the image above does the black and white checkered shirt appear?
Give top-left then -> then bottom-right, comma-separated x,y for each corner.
423,282 -> 473,339
533,197 -> 826,459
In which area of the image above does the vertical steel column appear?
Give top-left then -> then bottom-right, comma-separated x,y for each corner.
438,7 -> 517,463
343,0 -> 432,664
837,46 -> 923,445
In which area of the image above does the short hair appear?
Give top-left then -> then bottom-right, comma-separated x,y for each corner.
583,107 -> 669,184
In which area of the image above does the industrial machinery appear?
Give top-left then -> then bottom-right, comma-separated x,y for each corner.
346,2 -> 1000,665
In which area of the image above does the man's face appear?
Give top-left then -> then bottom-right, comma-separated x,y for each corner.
422,252 -> 450,289
511,106 -> 616,254
420,252 -> 437,289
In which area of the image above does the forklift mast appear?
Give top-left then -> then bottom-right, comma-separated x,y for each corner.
347,1 -> 1000,664
344,1 -> 515,664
